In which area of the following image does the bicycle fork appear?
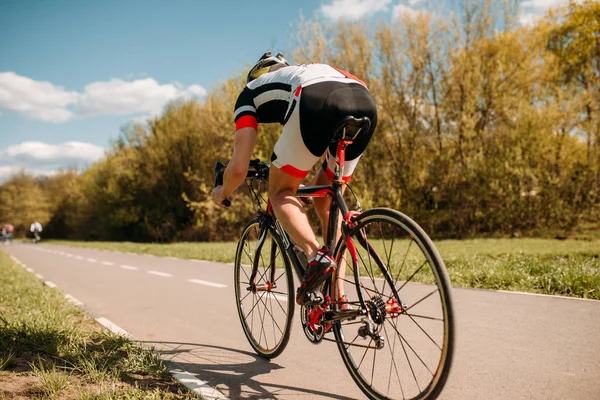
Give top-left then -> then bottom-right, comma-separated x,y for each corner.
246,223 -> 278,294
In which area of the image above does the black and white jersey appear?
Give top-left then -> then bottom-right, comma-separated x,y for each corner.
233,63 -> 366,130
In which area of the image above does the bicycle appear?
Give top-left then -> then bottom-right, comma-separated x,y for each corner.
215,116 -> 455,400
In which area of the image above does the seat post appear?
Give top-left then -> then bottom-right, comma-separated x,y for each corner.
334,140 -> 353,183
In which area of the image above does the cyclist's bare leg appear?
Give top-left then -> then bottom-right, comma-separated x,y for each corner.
308,169 -> 348,300
269,165 -> 321,259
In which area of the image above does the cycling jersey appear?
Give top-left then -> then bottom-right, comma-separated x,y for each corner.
233,64 -> 377,181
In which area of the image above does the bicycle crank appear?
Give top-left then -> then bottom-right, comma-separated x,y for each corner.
301,296 -> 333,344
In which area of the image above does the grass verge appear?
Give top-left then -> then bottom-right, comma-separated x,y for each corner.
0,250 -> 194,400
47,238 -> 600,300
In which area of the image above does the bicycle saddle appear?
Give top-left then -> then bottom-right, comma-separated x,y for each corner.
332,116 -> 371,142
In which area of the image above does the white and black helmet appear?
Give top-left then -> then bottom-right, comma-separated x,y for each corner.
246,51 -> 290,84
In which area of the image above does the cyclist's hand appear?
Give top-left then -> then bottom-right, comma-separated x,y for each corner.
211,185 -> 229,207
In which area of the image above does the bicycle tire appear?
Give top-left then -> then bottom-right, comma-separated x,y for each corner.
234,218 -> 295,359
332,208 -> 455,400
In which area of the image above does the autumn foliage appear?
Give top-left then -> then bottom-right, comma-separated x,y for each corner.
1,1 -> 598,241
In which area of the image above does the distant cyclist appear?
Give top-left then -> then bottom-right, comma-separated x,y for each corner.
30,221 -> 43,243
211,52 -> 377,306
2,223 -> 14,244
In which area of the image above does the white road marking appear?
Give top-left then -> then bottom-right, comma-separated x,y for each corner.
26,267 -> 34,273
86,258 -> 97,263
95,317 -> 133,339
75,256 -> 84,260
148,270 -> 172,277
166,256 -> 178,260
35,273 -> 44,279
65,253 -> 74,258
65,294 -> 84,307
169,368 -> 229,400
187,279 -> 226,288
101,261 -> 115,266
493,289 -> 600,302
121,264 -> 138,270
44,281 -> 57,288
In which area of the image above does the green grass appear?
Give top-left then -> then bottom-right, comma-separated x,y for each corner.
49,237 -> 600,299
0,250 -> 194,399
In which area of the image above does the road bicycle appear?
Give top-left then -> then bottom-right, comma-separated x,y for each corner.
215,116 -> 455,400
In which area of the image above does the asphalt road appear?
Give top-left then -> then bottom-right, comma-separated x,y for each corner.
3,242 -> 599,399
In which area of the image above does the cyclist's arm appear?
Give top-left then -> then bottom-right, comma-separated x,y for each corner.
222,127 -> 257,198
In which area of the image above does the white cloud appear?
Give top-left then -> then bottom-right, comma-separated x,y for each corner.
321,0 -> 392,20
519,0 -> 570,25
0,141 -> 105,181
0,72 -> 207,122
393,4 -> 421,19
0,72 -> 77,122
78,78 -> 178,116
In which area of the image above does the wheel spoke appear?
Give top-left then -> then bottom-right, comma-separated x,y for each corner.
334,212 -> 454,399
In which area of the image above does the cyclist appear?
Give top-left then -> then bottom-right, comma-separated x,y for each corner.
2,223 -> 14,244
30,221 -> 43,242
211,52 -> 377,306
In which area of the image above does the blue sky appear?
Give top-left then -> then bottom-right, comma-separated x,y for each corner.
0,0 -> 565,180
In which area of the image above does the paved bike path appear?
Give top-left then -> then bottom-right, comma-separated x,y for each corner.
3,243 -> 599,399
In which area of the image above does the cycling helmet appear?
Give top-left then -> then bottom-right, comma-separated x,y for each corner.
246,51 -> 290,84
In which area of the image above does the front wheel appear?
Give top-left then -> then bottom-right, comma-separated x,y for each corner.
234,218 -> 295,359
332,208 -> 455,400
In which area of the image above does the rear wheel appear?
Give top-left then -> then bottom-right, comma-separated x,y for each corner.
234,218 -> 295,359
332,208 -> 454,400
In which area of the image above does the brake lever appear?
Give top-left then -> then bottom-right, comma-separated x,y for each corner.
214,162 -> 231,207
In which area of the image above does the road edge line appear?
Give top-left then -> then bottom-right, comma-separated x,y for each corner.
5,254 -> 228,400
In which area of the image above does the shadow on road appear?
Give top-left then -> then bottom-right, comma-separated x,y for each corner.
142,341 -> 358,400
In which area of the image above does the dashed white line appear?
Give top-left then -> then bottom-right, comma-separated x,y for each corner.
44,281 -> 57,288
187,279 -> 227,288
148,270 -> 172,277
26,267 -> 34,273
35,273 -> 44,280
170,368 -> 229,400
95,317 -> 133,339
101,261 -> 115,266
86,258 -> 97,263
75,256 -> 84,260
65,294 -> 84,307
120,264 -> 138,270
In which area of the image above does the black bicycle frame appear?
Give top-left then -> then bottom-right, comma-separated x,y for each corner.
250,139 -> 360,299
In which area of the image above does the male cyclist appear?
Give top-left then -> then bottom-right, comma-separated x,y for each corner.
211,52 -> 377,306
30,221 -> 43,242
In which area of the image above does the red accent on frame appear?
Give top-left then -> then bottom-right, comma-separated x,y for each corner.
294,86 -> 302,96
345,235 -> 359,265
279,164 -> 309,179
304,189 -> 334,197
235,115 -> 258,131
267,200 -> 274,216
332,67 -> 367,87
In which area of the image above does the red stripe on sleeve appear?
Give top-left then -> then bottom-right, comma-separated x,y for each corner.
235,115 -> 258,131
